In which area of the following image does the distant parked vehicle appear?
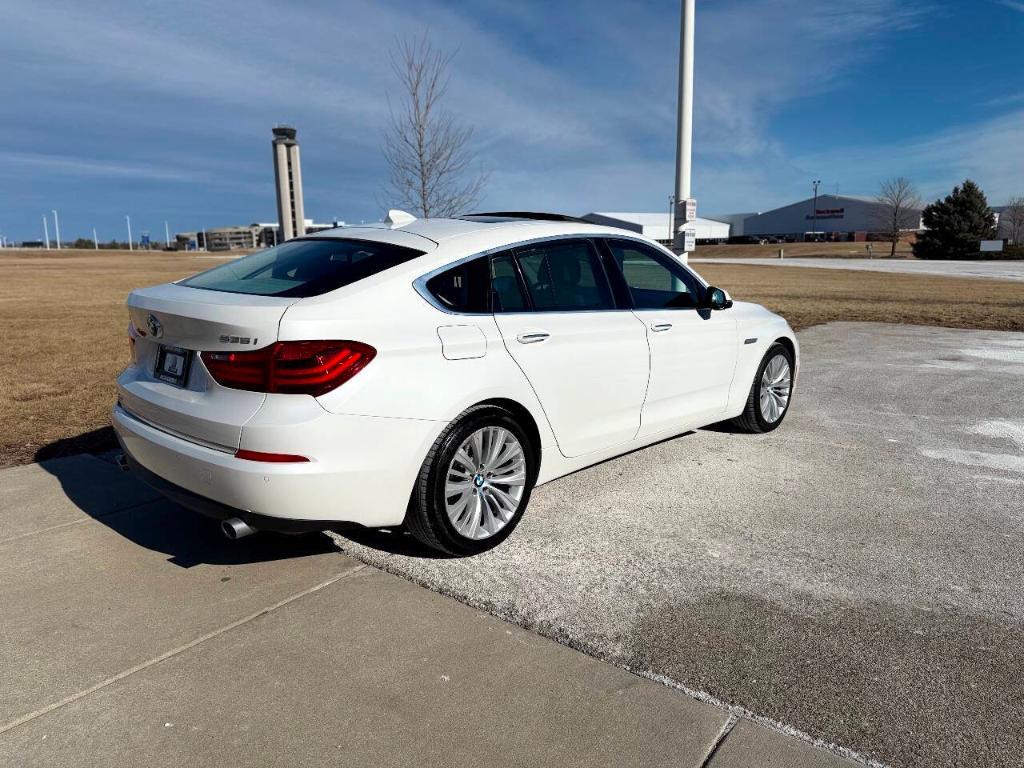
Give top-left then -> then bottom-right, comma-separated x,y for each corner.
728,235 -> 768,245
114,212 -> 798,555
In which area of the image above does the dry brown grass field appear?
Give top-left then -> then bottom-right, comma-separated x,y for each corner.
694,240 -> 913,258
1,248 -> 1022,468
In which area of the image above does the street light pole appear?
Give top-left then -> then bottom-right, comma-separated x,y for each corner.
126,215 -> 133,251
93,228 -> 99,250
43,216 -> 50,250
52,209 -> 61,250
672,0 -> 696,254
164,220 -> 170,248
811,180 -> 821,242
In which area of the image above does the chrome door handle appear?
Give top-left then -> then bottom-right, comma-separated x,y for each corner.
650,322 -> 673,333
516,331 -> 550,344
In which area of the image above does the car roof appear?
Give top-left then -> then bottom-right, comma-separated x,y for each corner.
305,215 -> 647,251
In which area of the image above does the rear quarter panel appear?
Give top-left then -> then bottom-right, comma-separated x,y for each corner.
279,281 -> 558,452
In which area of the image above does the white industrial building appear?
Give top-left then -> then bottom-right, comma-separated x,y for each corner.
582,212 -> 730,246
741,194 -> 923,241
586,193 -> 927,245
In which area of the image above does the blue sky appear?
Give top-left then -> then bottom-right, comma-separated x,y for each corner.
2,0 -> 1022,241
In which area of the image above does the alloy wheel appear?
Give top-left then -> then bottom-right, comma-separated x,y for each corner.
759,354 -> 792,424
444,426 -> 527,540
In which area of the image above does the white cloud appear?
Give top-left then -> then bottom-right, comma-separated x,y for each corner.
0,150 -> 256,188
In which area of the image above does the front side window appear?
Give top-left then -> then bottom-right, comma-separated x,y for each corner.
604,239 -> 703,309
514,240 -> 614,312
181,238 -> 425,298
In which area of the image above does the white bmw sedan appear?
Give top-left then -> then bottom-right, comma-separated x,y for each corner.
114,212 -> 797,555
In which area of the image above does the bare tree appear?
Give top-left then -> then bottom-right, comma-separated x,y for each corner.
381,35 -> 487,219
1002,196 -> 1024,245
873,177 -> 922,257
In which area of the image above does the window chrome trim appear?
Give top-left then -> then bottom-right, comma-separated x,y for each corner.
412,232 -> 675,316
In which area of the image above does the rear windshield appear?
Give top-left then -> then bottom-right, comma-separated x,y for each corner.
180,238 -> 426,298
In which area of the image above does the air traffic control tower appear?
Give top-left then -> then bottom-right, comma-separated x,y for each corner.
272,126 -> 306,241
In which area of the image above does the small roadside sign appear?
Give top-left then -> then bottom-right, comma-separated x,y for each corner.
980,240 -> 1004,253
684,198 -> 697,222
684,227 -> 696,251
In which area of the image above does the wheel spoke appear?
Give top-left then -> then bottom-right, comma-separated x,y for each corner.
485,428 -> 507,465
485,486 -> 517,521
447,490 -> 471,522
469,430 -> 485,467
452,447 -> 474,474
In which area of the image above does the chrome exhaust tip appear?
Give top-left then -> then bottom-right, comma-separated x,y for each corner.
221,517 -> 256,540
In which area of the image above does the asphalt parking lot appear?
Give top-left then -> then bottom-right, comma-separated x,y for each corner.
332,322 -> 1024,768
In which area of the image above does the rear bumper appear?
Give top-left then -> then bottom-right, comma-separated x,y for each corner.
112,403 -> 445,528
121,452 -> 335,534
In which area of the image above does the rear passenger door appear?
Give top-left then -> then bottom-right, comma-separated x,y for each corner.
491,239 -> 649,458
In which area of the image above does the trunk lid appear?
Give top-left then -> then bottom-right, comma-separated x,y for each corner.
119,283 -> 298,450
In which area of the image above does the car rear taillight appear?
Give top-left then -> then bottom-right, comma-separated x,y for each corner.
201,341 -> 375,397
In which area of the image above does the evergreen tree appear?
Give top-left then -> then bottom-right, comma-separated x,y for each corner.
913,180 -> 996,260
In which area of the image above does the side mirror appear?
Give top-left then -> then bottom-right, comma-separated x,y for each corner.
703,286 -> 733,310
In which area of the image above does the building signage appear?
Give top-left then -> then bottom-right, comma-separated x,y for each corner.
980,240 -> 1004,252
805,207 -> 845,221
684,198 -> 697,222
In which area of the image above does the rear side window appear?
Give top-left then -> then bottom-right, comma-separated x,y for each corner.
181,238 -> 425,298
490,253 -> 528,312
426,257 -> 491,313
514,240 -> 614,312
424,253 -> 529,314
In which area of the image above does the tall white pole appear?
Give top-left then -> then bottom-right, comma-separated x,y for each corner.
672,0 -> 696,253
126,215 -> 133,251
52,209 -> 61,250
164,220 -> 170,248
93,227 -> 99,250
43,216 -> 51,250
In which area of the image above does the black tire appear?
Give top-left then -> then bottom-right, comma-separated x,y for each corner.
405,405 -> 537,556
731,343 -> 795,433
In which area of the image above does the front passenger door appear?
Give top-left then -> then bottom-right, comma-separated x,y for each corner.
491,240 -> 649,458
603,239 -> 738,438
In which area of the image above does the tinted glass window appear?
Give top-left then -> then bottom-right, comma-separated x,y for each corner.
490,253 -> 527,313
426,257 -> 491,313
515,240 -> 614,312
181,238 -> 425,298
605,240 -> 703,309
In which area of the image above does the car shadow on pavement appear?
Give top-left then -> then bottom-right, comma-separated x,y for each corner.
34,442 -> 340,569
336,526 -> 455,559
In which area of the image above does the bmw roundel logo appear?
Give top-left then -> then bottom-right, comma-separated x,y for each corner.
147,314 -> 163,338
473,474 -> 485,488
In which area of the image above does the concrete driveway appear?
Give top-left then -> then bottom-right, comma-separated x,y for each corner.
690,257 -> 1024,282
332,323 -> 1024,768
1,455 -> 854,766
